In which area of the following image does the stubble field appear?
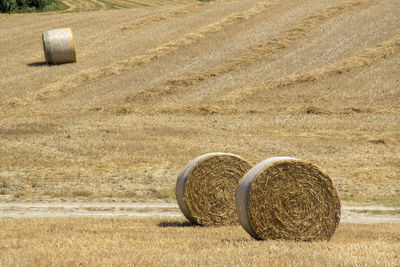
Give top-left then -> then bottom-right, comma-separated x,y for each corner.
1,0 -> 400,265
1,0 -> 399,205
0,218 -> 399,266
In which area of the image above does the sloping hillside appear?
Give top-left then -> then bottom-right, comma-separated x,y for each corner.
0,0 -> 399,203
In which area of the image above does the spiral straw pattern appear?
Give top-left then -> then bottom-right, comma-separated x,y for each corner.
237,157 -> 340,241
176,153 -> 251,226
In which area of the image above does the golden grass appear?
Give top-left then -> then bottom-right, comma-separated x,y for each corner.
125,0 -> 371,102
58,0 -> 196,13
121,2 -> 206,30
3,0 -> 278,106
0,0 -> 399,204
223,29 -> 400,103
0,218 -> 399,266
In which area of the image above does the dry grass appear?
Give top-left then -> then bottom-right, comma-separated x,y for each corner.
57,0 -> 197,13
4,1 -> 277,106
222,30 -> 400,103
0,0 -> 399,204
121,3 -> 203,30
0,218 -> 399,266
125,0 -> 372,102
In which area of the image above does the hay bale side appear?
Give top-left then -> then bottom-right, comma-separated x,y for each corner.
176,152 -> 251,226
236,157 -> 341,241
42,28 -> 76,64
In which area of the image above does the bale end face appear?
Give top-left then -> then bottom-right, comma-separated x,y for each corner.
236,157 -> 341,241
176,152 -> 251,226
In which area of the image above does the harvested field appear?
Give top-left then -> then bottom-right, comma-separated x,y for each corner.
0,0 -> 399,207
0,218 -> 399,266
57,0 -> 196,13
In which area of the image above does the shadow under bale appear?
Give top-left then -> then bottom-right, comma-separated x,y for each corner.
157,221 -> 199,228
27,62 -> 48,67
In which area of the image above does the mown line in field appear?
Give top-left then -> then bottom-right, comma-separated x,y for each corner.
79,0 -> 93,11
58,0 -> 194,13
104,0 -> 128,10
102,29 -> 400,115
2,0 -> 280,107
99,100 -> 397,117
60,0 -> 76,12
121,0 -> 265,31
91,0 -> 108,10
221,30 -> 400,104
126,0 -> 162,7
124,0 -> 371,103
121,2 -> 206,30
104,0 -> 136,9
59,0 -> 79,12
154,32 -> 400,114
85,0 -> 105,11
61,0 -> 92,12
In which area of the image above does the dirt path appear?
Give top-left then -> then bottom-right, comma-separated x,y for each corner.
341,206 -> 400,224
0,202 -> 182,218
0,202 -> 398,223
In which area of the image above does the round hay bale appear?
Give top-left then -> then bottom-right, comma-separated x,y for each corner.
236,157 -> 341,241
42,28 -> 76,64
176,152 -> 251,226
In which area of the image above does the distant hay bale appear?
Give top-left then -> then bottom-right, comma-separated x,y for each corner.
176,152 -> 251,226
42,28 -> 76,64
236,157 -> 341,241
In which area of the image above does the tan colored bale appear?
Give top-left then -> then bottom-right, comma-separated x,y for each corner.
236,157 -> 341,241
42,28 -> 76,64
176,152 -> 251,226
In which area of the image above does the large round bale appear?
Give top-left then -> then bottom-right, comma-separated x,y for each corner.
176,152 -> 251,226
236,157 -> 341,241
42,28 -> 76,64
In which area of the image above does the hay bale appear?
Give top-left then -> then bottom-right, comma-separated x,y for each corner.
176,152 -> 251,226
236,157 -> 341,241
42,28 -> 76,64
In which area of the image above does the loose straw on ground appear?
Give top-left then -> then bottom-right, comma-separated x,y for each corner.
176,152 -> 251,226
42,28 -> 76,64
236,157 -> 341,241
